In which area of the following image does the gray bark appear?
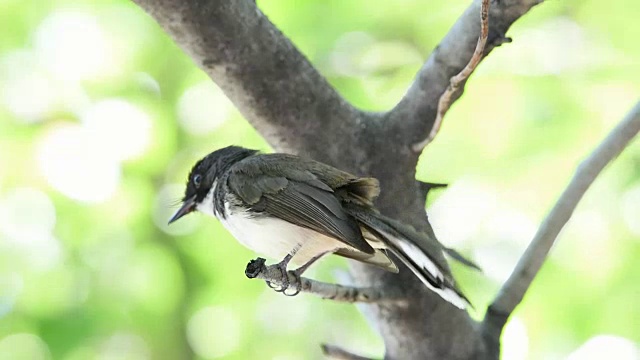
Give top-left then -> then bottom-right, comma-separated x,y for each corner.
131,0 -> 543,358
481,101 -> 640,356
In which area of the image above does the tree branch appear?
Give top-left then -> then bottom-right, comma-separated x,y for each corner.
412,0 -> 490,152
245,258 -> 405,304
131,1 -> 551,358
131,0 -> 363,159
482,101 -> 640,351
388,0 -> 543,148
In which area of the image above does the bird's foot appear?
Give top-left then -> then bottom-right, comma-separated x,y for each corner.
245,255 -> 302,295
265,254 -> 294,293
282,270 -> 302,297
268,258 -> 290,292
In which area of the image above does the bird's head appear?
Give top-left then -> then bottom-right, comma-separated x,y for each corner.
168,145 -> 257,224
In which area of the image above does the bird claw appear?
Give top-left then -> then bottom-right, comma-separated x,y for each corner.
246,255 -> 301,295
267,257 -> 290,293
282,271 -> 301,297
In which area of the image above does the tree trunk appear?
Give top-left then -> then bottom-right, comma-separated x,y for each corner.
128,1 -> 639,359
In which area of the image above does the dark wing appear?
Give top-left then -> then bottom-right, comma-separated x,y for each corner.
232,153 -> 381,205
228,159 -> 375,254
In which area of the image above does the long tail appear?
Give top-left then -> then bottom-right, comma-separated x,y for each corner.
345,204 -> 472,309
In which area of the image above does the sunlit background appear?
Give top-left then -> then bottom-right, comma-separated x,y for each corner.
0,0 -> 639,359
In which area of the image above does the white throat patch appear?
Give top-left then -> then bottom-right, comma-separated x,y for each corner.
196,181 -> 218,218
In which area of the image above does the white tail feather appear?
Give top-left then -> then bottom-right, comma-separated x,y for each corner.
379,230 -> 469,309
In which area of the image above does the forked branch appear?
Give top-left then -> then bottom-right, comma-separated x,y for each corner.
412,0 -> 490,151
389,0 -> 543,152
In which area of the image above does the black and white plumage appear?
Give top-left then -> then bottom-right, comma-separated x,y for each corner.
170,146 -> 476,309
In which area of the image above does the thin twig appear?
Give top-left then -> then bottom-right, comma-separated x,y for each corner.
485,101 -> 640,332
321,344 -> 377,360
412,0 -> 490,152
245,258 -> 405,304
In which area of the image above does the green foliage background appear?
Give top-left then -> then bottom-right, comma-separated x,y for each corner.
0,0 -> 638,359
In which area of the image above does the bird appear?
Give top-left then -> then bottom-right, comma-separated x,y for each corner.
169,145 -> 478,309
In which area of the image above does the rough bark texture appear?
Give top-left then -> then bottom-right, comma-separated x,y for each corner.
131,0 -> 543,358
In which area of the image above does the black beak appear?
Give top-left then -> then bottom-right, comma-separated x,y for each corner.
168,195 -> 197,224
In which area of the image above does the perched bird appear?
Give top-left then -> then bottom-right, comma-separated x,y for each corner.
170,146 -> 477,309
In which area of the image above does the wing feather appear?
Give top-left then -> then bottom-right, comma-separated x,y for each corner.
228,159 -> 375,255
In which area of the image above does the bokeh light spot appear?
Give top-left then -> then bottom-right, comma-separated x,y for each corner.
476,209 -> 537,281
0,333 -> 51,360
501,317 -> 529,360
177,82 -> 232,135
98,332 -> 151,360
0,54 -> 54,123
557,209 -> 616,282
429,180 -> 499,247
34,11 -> 114,81
37,124 -> 120,203
187,306 -> 241,359
0,188 -> 62,270
81,99 -> 153,161
567,335 -> 639,360
256,291 -> 310,333
0,187 -> 56,239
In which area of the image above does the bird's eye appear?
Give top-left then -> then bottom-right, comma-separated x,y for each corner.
193,174 -> 202,188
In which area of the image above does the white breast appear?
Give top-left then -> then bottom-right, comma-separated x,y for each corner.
222,209 -> 346,265
196,187 -> 348,266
